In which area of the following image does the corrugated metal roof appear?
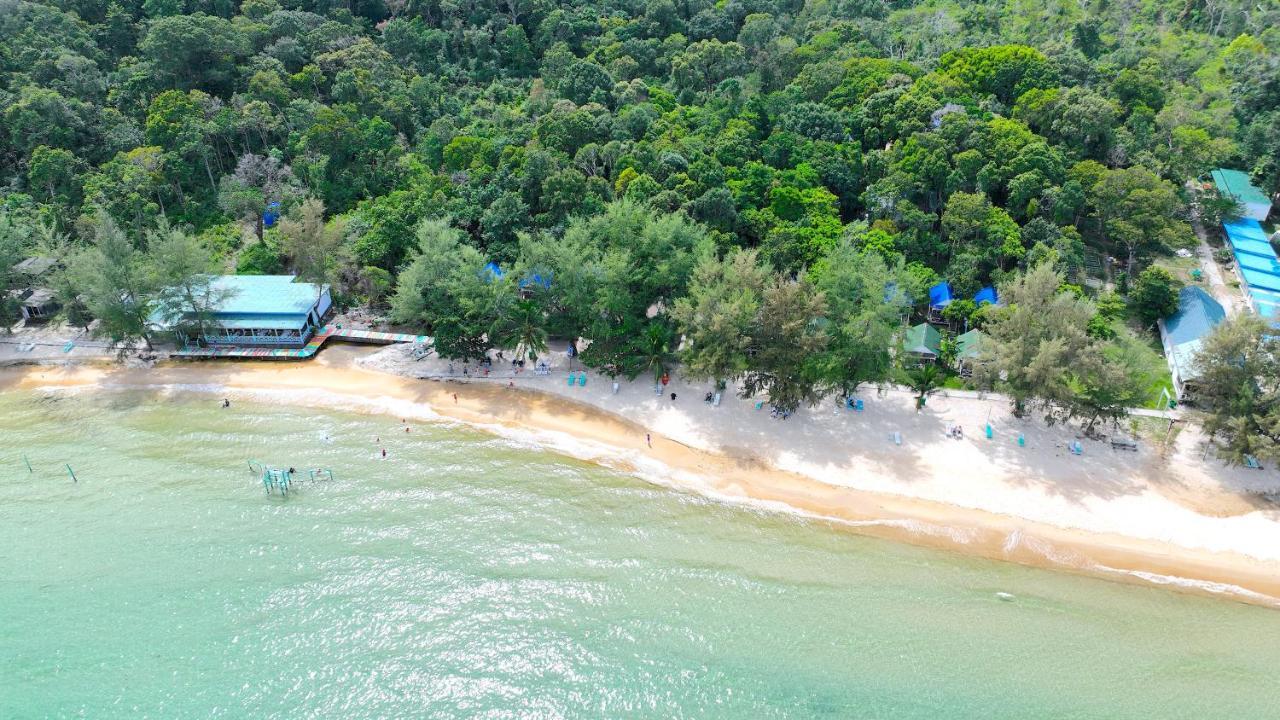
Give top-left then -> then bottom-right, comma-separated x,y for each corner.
211,313 -> 309,330
902,322 -> 941,356
150,275 -> 327,331
1212,169 -> 1271,207
1164,286 -> 1224,348
955,329 -> 985,359
208,275 -> 324,316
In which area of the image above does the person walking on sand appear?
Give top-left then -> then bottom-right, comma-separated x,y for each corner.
453,393 -> 458,404
381,447 -> 387,458
646,433 -> 651,448
222,398 -> 230,408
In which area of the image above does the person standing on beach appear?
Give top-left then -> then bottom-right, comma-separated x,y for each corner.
453,393 -> 458,403
646,433 -> 651,448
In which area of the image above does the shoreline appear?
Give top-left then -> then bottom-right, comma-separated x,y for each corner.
3,345 -> 1279,608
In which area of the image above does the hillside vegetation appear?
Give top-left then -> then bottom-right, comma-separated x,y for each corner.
2,0 -> 1279,457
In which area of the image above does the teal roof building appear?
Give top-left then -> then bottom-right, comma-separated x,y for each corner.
1211,168 -> 1272,222
152,275 -> 332,348
1157,286 -> 1225,400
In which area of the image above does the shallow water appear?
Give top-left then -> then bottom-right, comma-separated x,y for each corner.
2,388 -> 1279,719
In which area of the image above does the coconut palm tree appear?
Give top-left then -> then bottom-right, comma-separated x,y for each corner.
907,363 -> 944,411
631,319 -> 677,383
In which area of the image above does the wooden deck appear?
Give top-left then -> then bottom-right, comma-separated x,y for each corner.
170,325 -> 427,360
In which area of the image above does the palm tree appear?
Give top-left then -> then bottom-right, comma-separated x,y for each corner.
632,319 -> 677,383
507,297 -> 547,362
907,363 -> 944,411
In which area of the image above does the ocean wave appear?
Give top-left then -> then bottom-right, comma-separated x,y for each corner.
1093,565 -> 1280,607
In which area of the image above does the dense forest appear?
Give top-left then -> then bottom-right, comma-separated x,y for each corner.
1,0 -> 1279,459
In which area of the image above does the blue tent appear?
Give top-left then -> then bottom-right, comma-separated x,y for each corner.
482,262 -> 505,282
974,286 -> 998,306
928,282 -> 953,309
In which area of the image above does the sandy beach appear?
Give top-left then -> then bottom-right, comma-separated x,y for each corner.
3,342 -> 1279,607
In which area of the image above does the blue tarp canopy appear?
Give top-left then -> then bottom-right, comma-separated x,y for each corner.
974,286 -> 998,306
519,272 -> 553,290
928,282 -> 953,309
482,262 -> 504,281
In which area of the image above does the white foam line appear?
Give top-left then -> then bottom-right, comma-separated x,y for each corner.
1094,565 -> 1280,607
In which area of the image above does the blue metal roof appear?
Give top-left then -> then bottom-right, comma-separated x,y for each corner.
1164,286 -> 1225,347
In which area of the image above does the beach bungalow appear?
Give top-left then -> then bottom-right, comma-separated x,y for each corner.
151,275 -> 331,348
902,322 -> 942,363
954,328 -> 987,377
1157,286 -> 1226,402
9,256 -> 60,323
1211,168 -> 1272,222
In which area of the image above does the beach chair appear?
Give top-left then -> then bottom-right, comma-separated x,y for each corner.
891,431 -> 902,445
578,372 -> 587,386
985,423 -> 993,439
855,398 -> 864,412
62,341 -> 75,353
1017,434 -> 1025,448
1245,455 -> 1261,470
612,382 -> 620,394
713,392 -> 721,406
1070,441 -> 1083,456
755,401 -> 764,410
567,374 -> 575,386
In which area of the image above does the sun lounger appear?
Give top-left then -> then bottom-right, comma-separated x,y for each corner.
984,423 -> 993,439
1245,455 -> 1261,470
1017,434 -> 1025,447
62,341 -> 75,353
891,431 -> 902,445
577,372 -> 586,386
567,374 -> 575,386
1070,441 -> 1083,455
854,398 -> 864,412
755,401 -> 764,410
1110,438 -> 1138,452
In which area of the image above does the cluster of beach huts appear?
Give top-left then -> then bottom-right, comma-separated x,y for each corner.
6,170 -> 1275,407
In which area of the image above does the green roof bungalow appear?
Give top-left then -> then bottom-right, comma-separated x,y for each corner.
151,275 -> 332,349
901,322 -> 942,363
1157,286 -> 1225,402
1211,168 -> 1272,222
954,328 -> 986,377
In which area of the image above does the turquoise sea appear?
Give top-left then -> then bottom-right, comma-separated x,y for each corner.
2,387 -> 1279,719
